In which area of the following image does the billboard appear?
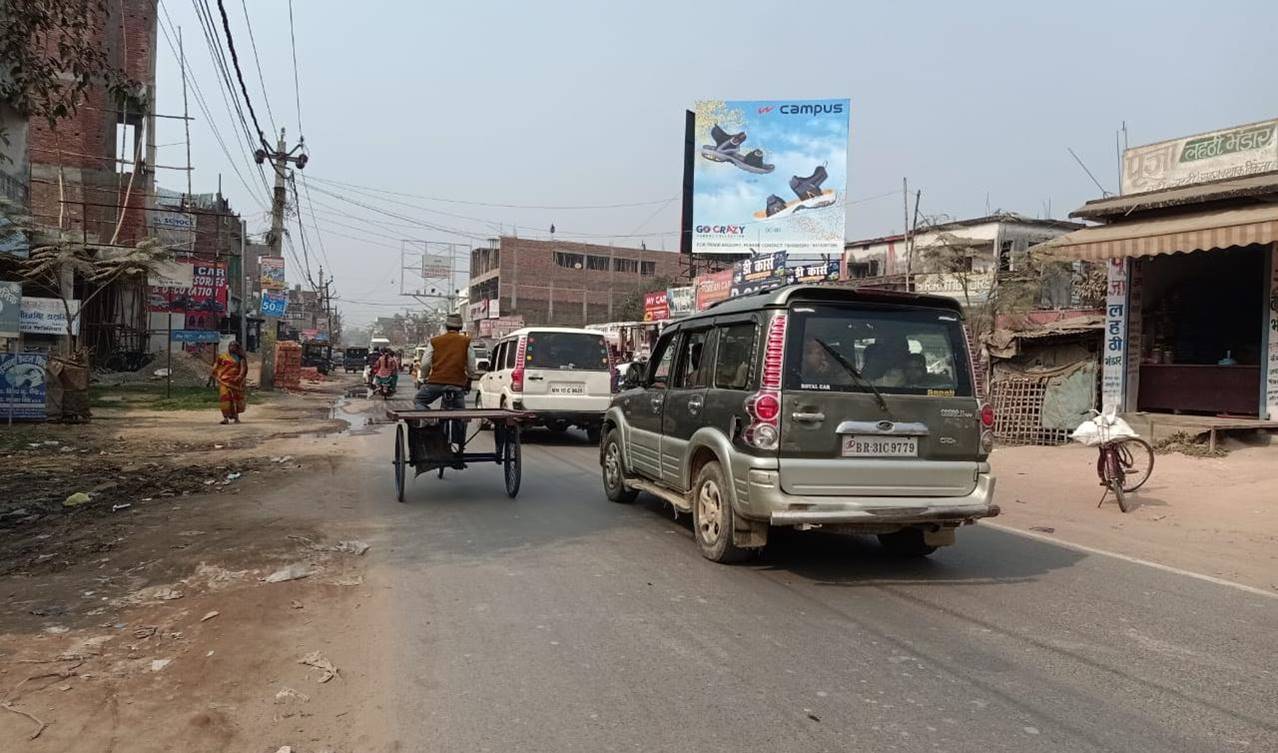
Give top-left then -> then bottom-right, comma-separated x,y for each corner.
694,269 -> 733,311
1122,118 -> 1278,194
731,251 -> 788,297
643,290 -> 670,322
0,353 -> 47,419
667,286 -> 694,318
423,253 -> 452,279
261,290 -> 288,317
788,259 -> 841,285
148,262 -> 228,315
260,257 -> 286,290
690,98 -> 850,255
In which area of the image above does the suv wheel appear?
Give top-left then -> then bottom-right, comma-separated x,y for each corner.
877,528 -> 937,558
602,429 -> 637,504
692,461 -> 746,564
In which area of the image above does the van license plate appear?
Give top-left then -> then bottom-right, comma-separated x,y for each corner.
842,436 -> 917,457
549,383 -> 585,395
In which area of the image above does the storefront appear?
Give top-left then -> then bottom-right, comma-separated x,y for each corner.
1039,201 -> 1278,420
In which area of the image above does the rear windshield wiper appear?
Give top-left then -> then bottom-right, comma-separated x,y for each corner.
814,337 -> 892,415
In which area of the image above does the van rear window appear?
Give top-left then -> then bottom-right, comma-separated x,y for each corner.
784,305 -> 972,397
525,333 -> 610,371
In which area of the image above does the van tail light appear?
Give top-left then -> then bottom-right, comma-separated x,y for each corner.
980,403 -> 995,428
743,314 -> 787,450
511,336 -> 527,392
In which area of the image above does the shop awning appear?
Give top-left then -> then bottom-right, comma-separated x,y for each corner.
1033,204 -> 1278,261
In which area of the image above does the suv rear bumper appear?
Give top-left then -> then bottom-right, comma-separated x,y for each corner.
751,473 -> 997,527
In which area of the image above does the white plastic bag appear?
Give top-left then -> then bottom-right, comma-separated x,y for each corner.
1071,406 -> 1138,446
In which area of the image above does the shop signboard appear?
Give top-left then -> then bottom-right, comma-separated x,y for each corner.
1125,260 -> 1144,411
643,290 -> 670,322
20,297 -> 80,336
0,353 -> 48,419
1101,259 -> 1129,412
694,269 -> 733,311
467,299 -> 489,321
149,262 -> 228,314
0,281 -> 20,338
171,329 -> 221,343
479,314 -> 524,339
667,286 -> 694,317
788,259 -> 841,285
690,98 -> 849,255
260,290 -> 288,317
488,298 -> 500,318
1121,118 -> 1278,195
731,251 -> 788,297
259,257 -> 286,290
1266,246 -> 1278,419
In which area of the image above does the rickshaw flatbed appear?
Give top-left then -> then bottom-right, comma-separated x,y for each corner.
386,408 -> 534,501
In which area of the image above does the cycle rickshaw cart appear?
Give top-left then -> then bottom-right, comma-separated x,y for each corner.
387,408 -> 533,501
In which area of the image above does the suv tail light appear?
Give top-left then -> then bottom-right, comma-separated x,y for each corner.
511,336 -> 527,392
980,403 -> 995,428
743,314 -> 787,450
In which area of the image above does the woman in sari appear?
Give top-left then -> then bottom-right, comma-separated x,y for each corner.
214,340 -> 249,424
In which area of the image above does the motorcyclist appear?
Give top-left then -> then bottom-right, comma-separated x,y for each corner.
413,314 -> 476,411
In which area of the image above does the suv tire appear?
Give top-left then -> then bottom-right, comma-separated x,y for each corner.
602,429 -> 638,504
877,528 -> 937,558
692,461 -> 747,564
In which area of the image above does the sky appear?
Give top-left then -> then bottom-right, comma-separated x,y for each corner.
152,0 -> 1278,327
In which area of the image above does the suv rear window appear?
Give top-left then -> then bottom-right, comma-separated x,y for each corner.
525,332 -> 610,371
784,305 -> 972,397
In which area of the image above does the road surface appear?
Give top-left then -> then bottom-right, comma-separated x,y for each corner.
357,427 -> 1277,753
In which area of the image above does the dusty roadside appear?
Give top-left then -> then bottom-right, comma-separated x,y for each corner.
989,441 -> 1278,593
1,376 -> 395,751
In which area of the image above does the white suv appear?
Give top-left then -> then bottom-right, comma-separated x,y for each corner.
477,327 -> 613,441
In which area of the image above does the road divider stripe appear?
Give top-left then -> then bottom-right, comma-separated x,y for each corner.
983,522 -> 1277,601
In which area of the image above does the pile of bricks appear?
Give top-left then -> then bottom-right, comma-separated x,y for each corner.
299,366 -> 324,382
274,341 -> 302,389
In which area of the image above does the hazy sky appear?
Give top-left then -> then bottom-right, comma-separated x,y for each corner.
153,0 -> 1277,326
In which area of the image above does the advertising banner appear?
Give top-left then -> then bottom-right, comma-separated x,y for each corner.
423,253 -> 452,279
260,290 -> 288,317
694,269 -> 733,311
479,314 -> 524,339
259,257 -> 286,290
0,353 -> 48,419
0,281 -> 20,338
171,329 -> 222,343
150,260 -> 195,289
691,98 -> 850,255
731,251 -> 788,297
148,262 -> 228,315
643,290 -> 670,322
667,286 -> 694,318
467,299 -> 489,321
1122,118 -> 1278,195
788,259 -> 841,285
20,297 -> 80,336
146,207 -> 196,250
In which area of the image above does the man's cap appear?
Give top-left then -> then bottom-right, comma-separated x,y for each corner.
445,313 -> 464,329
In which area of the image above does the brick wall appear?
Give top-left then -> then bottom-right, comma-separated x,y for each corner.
472,236 -> 681,327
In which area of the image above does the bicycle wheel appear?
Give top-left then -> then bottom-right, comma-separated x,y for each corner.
1112,481 -> 1130,513
1116,437 -> 1155,493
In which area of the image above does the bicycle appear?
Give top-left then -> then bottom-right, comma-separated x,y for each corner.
1079,409 -> 1155,513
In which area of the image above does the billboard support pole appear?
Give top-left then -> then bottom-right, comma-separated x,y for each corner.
680,110 -> 695,280
166,312 -> 173,398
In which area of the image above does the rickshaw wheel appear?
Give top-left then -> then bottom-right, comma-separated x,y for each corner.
394,423 -> 407,503
503,425 -> 522,498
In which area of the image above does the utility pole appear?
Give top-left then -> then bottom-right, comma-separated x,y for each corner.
255,127 -> 309,389
903,177 -> 912,291
239,218 -> 248,350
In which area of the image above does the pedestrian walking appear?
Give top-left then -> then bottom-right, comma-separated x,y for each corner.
214,340 -> 249,424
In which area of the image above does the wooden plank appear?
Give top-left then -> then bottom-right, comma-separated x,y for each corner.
387,408 -> 535,422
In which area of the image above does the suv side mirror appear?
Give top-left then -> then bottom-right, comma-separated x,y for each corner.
622,362 -> 645,390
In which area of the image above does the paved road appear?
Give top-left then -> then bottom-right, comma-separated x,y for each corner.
365,429 -> 1277,753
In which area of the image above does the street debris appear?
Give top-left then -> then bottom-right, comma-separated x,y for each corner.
150,658 -> 171,672
226,472 -> 242,481
63,492 -> 92,508
265,563 -> 314,583
274,747 -> 293,753
334,540 -> 370,555
298,651 -> 339,683
111,503 -> 132,512
1029,526 -> 1056,534
274,687 -> 310,704
201,610 -> 220,622
133,626 -> 157,640
290,600 -> 304,609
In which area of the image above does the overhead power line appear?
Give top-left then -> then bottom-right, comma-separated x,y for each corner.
287,0 -> 304,136
239,0 -> 277,134
213,0 -> 269,148
304,174 -> 679,211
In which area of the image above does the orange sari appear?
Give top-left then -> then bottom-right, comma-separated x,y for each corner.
214,351 -> 247,418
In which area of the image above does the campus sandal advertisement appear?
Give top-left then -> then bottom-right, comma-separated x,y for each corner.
691,98 -> 850,255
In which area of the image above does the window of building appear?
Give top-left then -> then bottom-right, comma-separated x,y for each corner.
998,240 -> 1014,272
614,258 -> 639,274
714,323 -> 757,390
586,255 -> 610,271
554,252 -> 584,269
640,261 -> 657,276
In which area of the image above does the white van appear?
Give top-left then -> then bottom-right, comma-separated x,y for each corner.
477,327 -> 612,441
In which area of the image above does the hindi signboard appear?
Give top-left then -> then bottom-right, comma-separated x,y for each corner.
0,353 -> 47,419
1101,259 -> 1128,411
731,251 -> 788,297
0,281 -> 20,338
1122,118 -> 1278,195
690,98 -> 849,255
788,259 -> 841,285
20,297 -> 80,336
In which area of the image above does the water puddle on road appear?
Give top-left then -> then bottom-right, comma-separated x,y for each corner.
324,395 -> 388,436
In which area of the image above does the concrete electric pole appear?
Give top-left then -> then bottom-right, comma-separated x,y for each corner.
255,127 -> 309,389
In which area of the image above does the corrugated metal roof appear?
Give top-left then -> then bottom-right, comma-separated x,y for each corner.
1071,171 -> 1278,221
1033,204 -> 1278,261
